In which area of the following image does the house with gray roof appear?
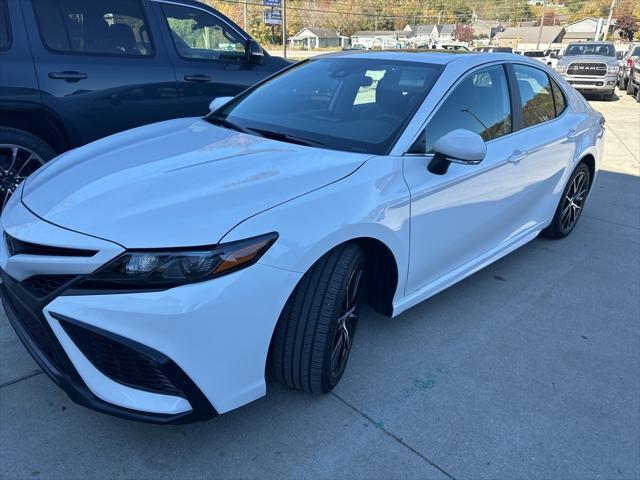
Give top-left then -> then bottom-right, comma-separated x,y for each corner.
495,26 -> 565,50
289,28 -> 349,49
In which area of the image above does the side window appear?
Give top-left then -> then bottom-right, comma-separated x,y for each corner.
32,0 -> 153,56
550,78 -> 566,116
422,65 -> 512,153
513,65 -> 556,127
161,4 -> 246,62
0,0 -> 10,51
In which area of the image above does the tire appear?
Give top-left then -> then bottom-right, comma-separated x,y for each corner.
541,162 -> 591,239
0,128 -> 55,211
619,76 -> 627,90
627,78 -> 636,95
272,243 -> 366,394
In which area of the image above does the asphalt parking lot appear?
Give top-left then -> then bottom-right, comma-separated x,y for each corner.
1,91 -> 639,480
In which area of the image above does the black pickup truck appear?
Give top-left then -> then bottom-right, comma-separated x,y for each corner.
0,0 -> 289,208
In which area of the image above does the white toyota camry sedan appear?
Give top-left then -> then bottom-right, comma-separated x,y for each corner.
1,52 -> 604,423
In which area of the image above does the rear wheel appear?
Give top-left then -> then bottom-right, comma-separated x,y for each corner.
619,76 -> 628,90
0,128 -> 55,211
272,244 -> 365,393
627,78 -> 636,95
542,163 -> 590,239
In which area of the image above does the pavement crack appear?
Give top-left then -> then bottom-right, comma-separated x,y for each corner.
331,391 -> 457,480
582,214 -> 640,231
0,370 -> 43,389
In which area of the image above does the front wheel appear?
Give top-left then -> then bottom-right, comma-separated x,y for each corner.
0,128 -> 55,211
627,79 -> 636,95
271,244 -> 365,393
542,163 -> 591,239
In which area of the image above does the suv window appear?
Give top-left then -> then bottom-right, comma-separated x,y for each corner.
422,65 -> 512,153
0,0 -> 10,50
32,0 -> 153,56
161,4 -> 246,62
514,65 -> 556,127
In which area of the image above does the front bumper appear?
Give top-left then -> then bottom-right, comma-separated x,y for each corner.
560,74 -> 617,93
1,197 -> 301,423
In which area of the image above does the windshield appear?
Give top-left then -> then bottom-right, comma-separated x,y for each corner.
211,57 -> 442,155
565,44 -> 615,57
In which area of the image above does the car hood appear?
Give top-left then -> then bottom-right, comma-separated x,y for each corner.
558,54 -> 618,66
22,118 -> 370,248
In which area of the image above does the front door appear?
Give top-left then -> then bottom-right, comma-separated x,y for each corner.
153,1 -> 275,117
23,0 -> 181,147
403,64 -> 530,295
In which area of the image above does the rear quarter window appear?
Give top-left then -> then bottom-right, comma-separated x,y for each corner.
0,0 -> 11,50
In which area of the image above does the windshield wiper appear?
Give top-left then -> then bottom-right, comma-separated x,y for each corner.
204,115 -> 256,136
246,128 -> 326,148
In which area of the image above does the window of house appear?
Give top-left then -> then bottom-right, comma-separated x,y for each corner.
32,0 -> 153,56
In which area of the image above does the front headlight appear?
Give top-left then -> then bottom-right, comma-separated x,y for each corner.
72,233 -> 278,291
555,65 -> 566,72
607,65 -> 619,74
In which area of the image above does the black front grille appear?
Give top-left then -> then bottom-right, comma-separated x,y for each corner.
4,233 -> 97,257
1,284 -> 74,377
567,62 -> 607,77
59,319 -> 183,397
21,275 -> 77,298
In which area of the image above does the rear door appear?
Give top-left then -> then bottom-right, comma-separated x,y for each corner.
152,0 -> 275,117
506,63 -> 577,225
22,0 -> 180,146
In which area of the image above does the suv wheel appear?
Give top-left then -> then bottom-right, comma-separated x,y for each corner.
0,128 -> 55,210
627,78 -> 636,95
272,244 -> 366,393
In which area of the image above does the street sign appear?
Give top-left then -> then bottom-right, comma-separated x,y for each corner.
263,6 -> 282,25
263,0 -> 281,6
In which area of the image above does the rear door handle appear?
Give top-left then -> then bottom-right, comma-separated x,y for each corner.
48,71 -> 88,82
184,74 -> 212,83
507,149 -> 528,164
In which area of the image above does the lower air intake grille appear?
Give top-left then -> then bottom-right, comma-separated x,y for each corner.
21,275 -> 76,298
59,319 -> 183,397
2,286 -> 72,376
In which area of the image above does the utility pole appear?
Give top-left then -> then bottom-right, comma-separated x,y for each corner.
282,0 -> 287,59
602,0 -> 616,41
536,0 -> 547,50
243,0 -> 247,30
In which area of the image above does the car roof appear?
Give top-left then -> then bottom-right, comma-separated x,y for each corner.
310,50 -> 545,68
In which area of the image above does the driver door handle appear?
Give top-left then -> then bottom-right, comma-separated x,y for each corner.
184,74 -> 212,83
507,149 -> 528,164
48,71 -> 87,82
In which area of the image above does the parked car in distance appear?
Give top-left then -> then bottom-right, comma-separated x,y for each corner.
618,42 -> 640,92
0,0 -> 290,209
523,50 -> 546,61
555,41 -> 619,101
475,46 -> 513,53
1,52 -> 604,423
628,51 -> 640,100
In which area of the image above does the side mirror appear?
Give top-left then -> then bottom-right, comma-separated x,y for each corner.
428,129 -> 486,174
208,96 -> 233,113
247,39 -> 264,63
